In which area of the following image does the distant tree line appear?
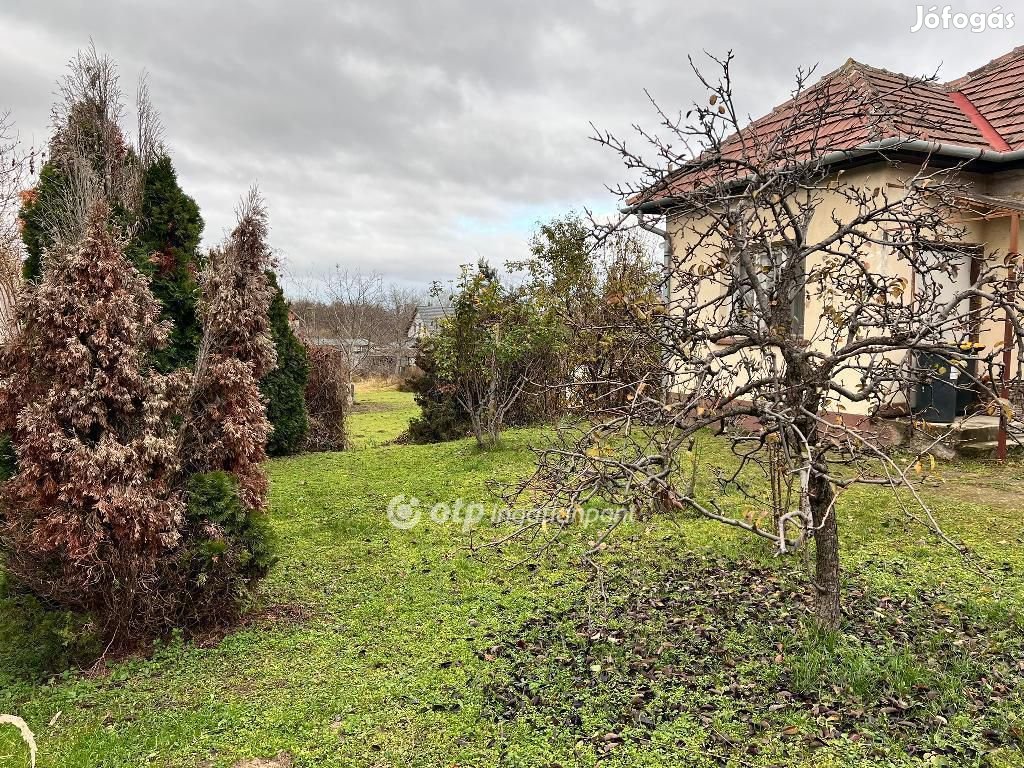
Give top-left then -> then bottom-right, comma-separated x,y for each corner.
289,269 -> 422,383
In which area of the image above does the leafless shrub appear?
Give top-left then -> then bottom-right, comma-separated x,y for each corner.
303,342 -> 349,452
30,43 -> 160,257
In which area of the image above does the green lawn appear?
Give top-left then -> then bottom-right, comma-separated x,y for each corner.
346,385 -> 420,448
1,390 -> 1023,767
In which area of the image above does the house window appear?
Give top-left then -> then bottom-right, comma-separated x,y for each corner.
729,244 -> 805,337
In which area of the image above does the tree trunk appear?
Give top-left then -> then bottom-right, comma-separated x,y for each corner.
393,332 -> 403,378
486,414 -> 502,447
470,410 -> 486,448
808,466 -> 840,629
792,383 -> 842,631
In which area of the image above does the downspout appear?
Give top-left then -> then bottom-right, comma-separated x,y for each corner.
635,214 -> 673,400
997,212 -> 1020,462
635,215 -> 671,298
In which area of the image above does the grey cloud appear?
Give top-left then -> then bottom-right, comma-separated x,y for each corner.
0,0 -> 1019,291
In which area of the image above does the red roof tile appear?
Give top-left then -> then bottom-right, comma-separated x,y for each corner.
641,48 -> 1022,205
950,46 -> 1024,150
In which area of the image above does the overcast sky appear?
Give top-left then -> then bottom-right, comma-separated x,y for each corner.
0,0 -> 1019,296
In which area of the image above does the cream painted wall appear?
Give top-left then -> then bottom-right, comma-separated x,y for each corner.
665,162 -> 1023,415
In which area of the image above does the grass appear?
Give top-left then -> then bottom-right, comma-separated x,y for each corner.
0,388 -> 1021,767
346,383 -> 419,449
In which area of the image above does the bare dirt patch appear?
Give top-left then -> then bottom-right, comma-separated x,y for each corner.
350,401 -> 395,414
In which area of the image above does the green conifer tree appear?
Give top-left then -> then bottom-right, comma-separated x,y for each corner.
261,271 -> 310,455
130,155 -> 204,371
18,161 -> 66,281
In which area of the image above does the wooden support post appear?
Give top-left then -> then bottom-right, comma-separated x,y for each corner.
998,212 -> 1020,462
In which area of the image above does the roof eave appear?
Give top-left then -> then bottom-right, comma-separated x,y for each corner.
623,139 -> 1024,216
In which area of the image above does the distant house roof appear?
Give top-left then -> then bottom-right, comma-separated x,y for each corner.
633,46 -> 1024,212
408,303 -> 452,336
414,304 -> 450,324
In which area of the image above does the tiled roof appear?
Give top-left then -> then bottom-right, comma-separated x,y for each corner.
642,47 -> 1023,203
950,46 -> 1024,150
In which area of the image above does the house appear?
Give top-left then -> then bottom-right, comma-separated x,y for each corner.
632,47 -> 1023,443
401,303 -> 452,373
407,303 -> 451,339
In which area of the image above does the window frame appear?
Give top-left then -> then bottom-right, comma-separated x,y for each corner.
726,242 -> 806,339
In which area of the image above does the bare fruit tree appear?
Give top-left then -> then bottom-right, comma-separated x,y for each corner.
319,267 -> 385,383
294,269 -> 422,382
508,53 -> 1024,628
385,283 -> 421,376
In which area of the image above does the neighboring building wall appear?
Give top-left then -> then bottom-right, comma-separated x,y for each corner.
975,174 -> 1023,401
666,162 -> 1022,416
408,304 -> 451,339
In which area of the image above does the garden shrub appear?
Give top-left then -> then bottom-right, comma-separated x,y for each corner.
0,571 -> 101,676
303,343 -> 348,452
0,206 -> 186,644
2,51 -> 284,649
173,471 -> 276,626
395,370 -> 421,393
407,332 -> 561,445
407,340 -> 472,443
180,191 -> 276,513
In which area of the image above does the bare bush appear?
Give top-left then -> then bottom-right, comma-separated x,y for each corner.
303,342 -> 349,452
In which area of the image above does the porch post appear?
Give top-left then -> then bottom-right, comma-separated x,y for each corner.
998,212 -> 1020,462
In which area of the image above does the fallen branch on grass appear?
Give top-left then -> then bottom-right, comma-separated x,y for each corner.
0,714 -> 36,768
